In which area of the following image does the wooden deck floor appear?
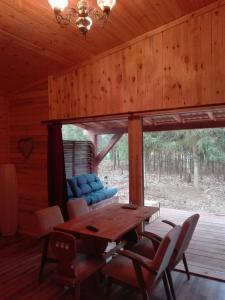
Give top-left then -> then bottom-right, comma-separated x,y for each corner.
1,234 -> 225,300
146,207 -> 225,282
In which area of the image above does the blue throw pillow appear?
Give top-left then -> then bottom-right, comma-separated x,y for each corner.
80,183 -> 92,195
67,182 -> 74,198
86,173 -> 96,183
90,181 -> 103,191
67,177 -> 77,195
77,174 -> 87,185
67,177 -> 82,197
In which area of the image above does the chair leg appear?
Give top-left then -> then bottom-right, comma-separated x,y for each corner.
166,270 -> 176,300
162,272 -> 172,300
93,272 -> 104,300
183,253 -> 190,280
140,289 -> 150,300
74,283 -> 80,300
38,237 -> 49,283
105,277 -> 112,300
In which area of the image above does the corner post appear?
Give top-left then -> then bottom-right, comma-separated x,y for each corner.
128,115 -> 144,206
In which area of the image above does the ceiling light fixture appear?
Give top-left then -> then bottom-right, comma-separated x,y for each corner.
48,0 -> 116,35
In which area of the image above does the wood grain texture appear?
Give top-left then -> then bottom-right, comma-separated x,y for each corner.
147,207 -> 225,282
55,203 -> 158,242
0,0 -> 219,95
9,82 -> 48,235
0,96 -> 10,163
1,230 -> 225,299
128,116 -> 144,205
49,3 -> 225,120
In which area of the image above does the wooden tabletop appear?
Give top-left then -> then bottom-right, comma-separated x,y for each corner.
54,203 -> 159,242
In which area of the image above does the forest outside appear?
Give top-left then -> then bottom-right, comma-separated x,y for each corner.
63,125 -> 225,214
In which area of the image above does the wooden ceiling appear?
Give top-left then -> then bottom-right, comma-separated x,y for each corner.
0,0 -> 217,95
74,107 -> 225,134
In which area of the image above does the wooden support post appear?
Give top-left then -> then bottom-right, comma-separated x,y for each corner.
95,133 -> 123,165
128,116 -> 143,206
87,131 -> 98,173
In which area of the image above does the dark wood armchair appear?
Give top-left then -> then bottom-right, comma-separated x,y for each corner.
103,225 -> 181,300
132,213 -> 200,300
67,198 -> 89,220
50,231 -> 105,300
35,205 -> 64,282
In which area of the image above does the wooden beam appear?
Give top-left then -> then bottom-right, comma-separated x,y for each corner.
86,131 -> 98,173
95,133 -> 123,165
173,114 -> 182,123
207,112 -> 216,121
0,29 -> 72,66
128,116 -> 143,206
143,119 -> 225,132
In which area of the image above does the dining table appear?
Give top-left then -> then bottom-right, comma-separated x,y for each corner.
54,203 -> 159,242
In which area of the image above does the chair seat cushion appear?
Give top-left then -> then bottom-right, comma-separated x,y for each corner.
132,238 -> 155,259
73,254 -> 105,281
103,255 -> 154,289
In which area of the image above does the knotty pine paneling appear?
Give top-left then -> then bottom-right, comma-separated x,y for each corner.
10,83 -> 48,235
0,96 -> 10,163
49,3 -> 225,120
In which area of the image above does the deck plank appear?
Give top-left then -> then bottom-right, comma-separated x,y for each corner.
146,207 -> 225,281
1,228 -> 225,299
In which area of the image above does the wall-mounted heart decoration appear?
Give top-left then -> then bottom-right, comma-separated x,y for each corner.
18,137 -> 34,159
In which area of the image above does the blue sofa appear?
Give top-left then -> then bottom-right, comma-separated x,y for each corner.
67,173 -> 118,206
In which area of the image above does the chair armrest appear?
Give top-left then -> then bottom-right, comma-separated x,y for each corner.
162,220 -> 176,228
140,231 -> 162,245
117,249 -> 157,275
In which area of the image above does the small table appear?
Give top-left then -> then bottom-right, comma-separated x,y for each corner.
55,203 -> 159,242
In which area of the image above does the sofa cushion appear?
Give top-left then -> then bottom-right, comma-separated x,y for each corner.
80,183 -> 92,195
67,182 -> 74,199
67,177 -> 83,198
86,173 -> 96,183
104,188 -> 118,199
89,181 -> 103,191
67,173 -> 118,206
77,174 -> 88,185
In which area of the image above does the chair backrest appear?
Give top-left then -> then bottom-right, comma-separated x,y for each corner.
172,214 -> 200,267
67,198 -> 89,219
152,225 -> 181,281
35,205 -> 64,238
50,231 -> 76,277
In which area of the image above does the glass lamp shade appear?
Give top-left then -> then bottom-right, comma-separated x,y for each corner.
76,16 -> 93,34
97,0 -> 116,11
48,0 -> 68,11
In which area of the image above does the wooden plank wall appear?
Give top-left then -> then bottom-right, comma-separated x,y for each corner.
0,96 -> 10,163
10,82 -> 48,235
49,3 -> 225,120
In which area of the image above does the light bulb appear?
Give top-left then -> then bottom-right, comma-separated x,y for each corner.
97,0 -> 116,12
48,0 -> 68,11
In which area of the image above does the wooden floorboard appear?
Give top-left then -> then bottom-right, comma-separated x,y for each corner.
1,233 -> 225,299
146,207 -> 225,281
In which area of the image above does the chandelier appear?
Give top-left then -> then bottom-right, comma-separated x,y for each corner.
48,0 -> 116,35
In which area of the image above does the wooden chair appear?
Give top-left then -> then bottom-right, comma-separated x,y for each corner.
67,198 -> 108,256
103,225 -> 181,300
132,214 -> 200,300
35,205 -> 64,282
50,231 -> 105,300
67,198 -> 89,220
